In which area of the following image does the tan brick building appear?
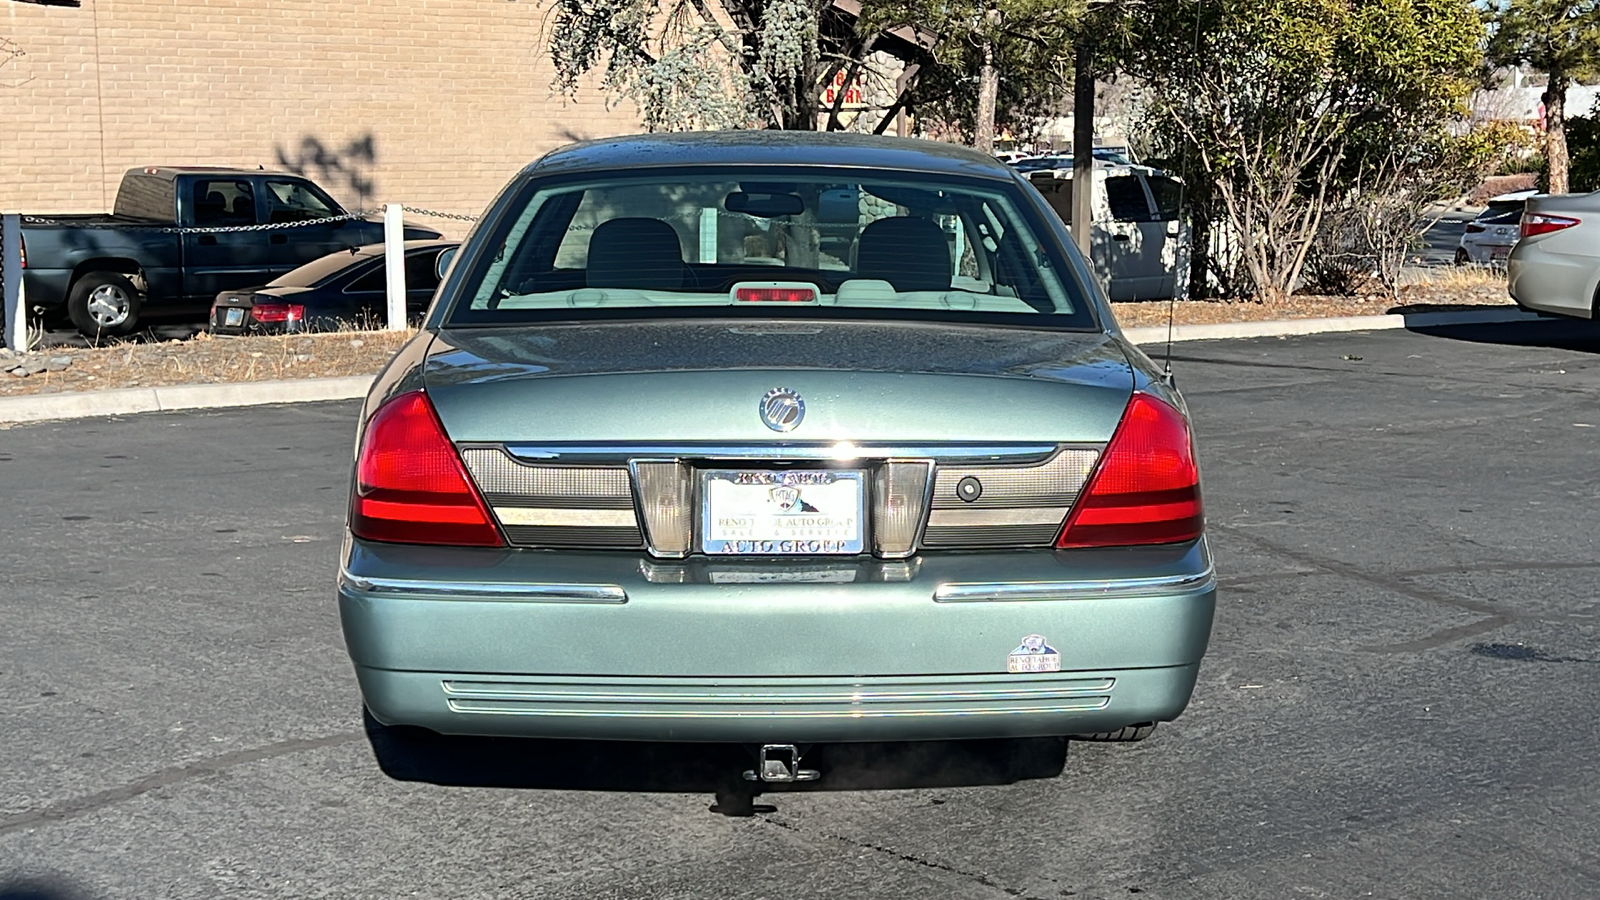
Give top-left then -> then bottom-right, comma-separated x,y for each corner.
1,0 -> 642,236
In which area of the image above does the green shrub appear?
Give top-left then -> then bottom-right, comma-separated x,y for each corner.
1568,114 -> 1600,193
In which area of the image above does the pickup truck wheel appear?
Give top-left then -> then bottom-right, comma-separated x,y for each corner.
68,272 -> 142,339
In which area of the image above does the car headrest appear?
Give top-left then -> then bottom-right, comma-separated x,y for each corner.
196,187 -> 227,215
856,217 -> 952,293
587,218 -> 685,290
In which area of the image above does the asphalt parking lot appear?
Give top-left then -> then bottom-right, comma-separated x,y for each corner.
2,318 -> 1597,900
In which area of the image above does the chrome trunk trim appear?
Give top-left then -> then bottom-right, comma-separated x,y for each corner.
493,508 -> 638,527
500,442 -> 1065,465
340,572 -> 628,604
932,567 -> 1216,603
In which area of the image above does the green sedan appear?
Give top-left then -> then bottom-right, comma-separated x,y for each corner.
339,131 -> 1215,791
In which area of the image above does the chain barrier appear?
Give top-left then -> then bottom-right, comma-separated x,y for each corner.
398,206 -> 479,223
18,211 -> 374,234
18,204 -> 479,234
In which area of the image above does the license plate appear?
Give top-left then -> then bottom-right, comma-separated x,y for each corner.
1492,246 -> 1510,259
701,469 -> 865,555
225,308 -> 244,326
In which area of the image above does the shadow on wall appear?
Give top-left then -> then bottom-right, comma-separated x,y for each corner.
274,133 -> 378,209
0,36 -> 31,89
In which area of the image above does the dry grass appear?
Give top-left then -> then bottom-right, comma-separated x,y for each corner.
1,328 -> 417,398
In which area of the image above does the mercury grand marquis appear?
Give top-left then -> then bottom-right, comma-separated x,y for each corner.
338,131 -> 1216,793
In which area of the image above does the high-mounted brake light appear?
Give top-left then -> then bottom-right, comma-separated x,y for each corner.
732,282 -> 819,303
349,391 -> 503,547
1521,213 -> 1580,239
1055,393 -> 1203,548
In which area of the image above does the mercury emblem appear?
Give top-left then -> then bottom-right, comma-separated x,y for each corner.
759,387 -> 805,432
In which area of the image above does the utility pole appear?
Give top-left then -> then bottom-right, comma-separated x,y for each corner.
1070,41 -> 1094,258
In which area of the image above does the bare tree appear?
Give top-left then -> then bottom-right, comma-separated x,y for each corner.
1131,0 -> 1483,300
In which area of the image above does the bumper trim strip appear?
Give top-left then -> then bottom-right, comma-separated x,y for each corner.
340,572 -> 627,604
933,567 -> 1215,603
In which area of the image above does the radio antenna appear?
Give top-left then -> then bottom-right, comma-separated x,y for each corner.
1164,0 -> 1207,385
1164,289 -> 1176,382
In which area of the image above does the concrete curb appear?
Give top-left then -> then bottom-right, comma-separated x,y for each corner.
1120,306 -> 1537,346
0,374 -> 374,425
0,306 -> 1538,425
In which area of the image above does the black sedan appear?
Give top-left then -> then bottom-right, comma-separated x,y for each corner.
209,240 -> 457,334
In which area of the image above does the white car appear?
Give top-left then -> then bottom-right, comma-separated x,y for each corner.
1456,190 -> 1536,266
1027,163 -> 1188,301
1507,189 -> 1600,319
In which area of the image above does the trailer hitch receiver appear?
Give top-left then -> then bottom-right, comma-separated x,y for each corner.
743,744 -> 820,784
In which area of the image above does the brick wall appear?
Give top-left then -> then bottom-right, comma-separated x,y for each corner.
0,0 -> 642,237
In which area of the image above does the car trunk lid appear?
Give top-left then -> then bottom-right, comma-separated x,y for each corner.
420,320 -> 1137,557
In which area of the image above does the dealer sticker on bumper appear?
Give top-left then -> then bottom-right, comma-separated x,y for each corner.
1008,634 -> 1061,673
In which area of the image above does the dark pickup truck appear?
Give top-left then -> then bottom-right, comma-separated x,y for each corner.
20,167 -> 442,337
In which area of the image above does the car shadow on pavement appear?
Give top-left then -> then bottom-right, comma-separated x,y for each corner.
0,875 -> 95,900
1405,316 -> 1600,353
364,713 -> 1067,798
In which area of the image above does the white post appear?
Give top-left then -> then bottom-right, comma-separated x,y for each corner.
383,203 -> 406,332
2,214 -> 26,353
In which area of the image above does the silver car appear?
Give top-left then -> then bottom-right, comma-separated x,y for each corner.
1455,190 -> 1534,266
1508,191 -> 1600,319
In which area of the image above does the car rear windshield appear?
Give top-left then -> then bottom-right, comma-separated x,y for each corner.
268,249 -> 378,288
444,168 -> 1096,329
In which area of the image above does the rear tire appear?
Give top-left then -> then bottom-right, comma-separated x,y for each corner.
67,271 -> 142,339
1453,247 -> 1470,266
1071,723 -> 1156,743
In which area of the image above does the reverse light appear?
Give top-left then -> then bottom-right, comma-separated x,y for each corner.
873,461 -> 932,558
1055,393 -> 1203,548
1521,213 -> 1580,238
349,391 -> 504,547
251,302 -> 305,324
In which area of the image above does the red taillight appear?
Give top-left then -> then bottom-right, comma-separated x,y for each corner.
1055,393 -> 1203,548
735,286 -> 818,303
1520,213 -> 1580,238
251,302 -> 305,324
1465,223 -> 1486,234
349,391 -> 503,547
